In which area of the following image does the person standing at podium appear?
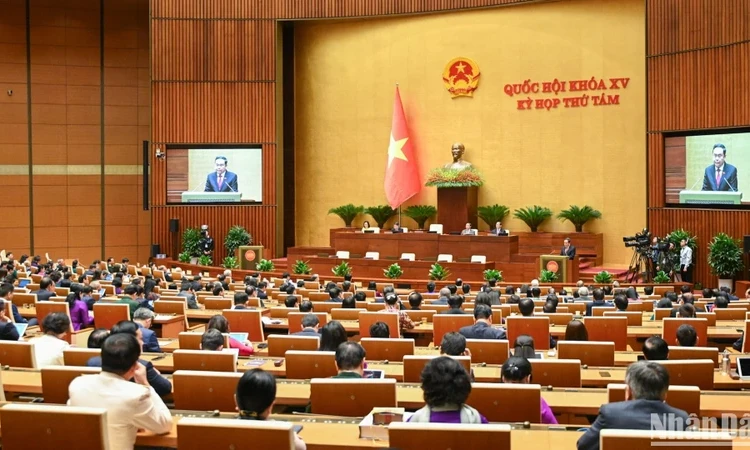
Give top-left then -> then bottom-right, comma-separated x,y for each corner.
701,143 -> 738,192
204,156 -> 239,192
560,238 -> 576,260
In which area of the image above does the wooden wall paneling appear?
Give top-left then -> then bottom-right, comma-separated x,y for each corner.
165,148 -> 188,203
663,135 -> 685,205
647,133 -> 665,208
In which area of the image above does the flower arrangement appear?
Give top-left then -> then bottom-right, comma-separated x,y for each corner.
425,167 -> 484,188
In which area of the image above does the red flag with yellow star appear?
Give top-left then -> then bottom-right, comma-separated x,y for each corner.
385,87 -> 421,208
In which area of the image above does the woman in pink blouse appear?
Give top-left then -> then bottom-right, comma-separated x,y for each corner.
206,314 -> 254,356
501,355 -> 558,424
66,292 -> 93,331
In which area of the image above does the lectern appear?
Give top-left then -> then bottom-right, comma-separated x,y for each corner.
679,190 -> 742,205
436,187 -> 478,233
538,254 -> 574,283
181,192 -> 241,203
239,245 -> 264,270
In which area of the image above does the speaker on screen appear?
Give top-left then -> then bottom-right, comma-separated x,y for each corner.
744,236 -> 750,253
169,219 -> 179,233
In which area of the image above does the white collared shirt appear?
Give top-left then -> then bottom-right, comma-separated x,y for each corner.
680,246 -> 692,266
30,334 -> 69,367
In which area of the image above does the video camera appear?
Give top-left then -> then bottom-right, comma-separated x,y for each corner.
623,228 -> 651,249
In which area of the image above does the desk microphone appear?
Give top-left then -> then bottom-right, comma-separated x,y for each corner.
687,175 -> 702,191
721,173 -> 737,192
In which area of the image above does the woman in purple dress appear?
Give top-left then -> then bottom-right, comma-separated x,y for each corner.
66,292 -> 93,331
501,355 -> 558,424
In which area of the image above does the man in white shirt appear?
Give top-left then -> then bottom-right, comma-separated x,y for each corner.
678,239 -> 693,283
31,312 -> 70,367
69,333 -> 172,450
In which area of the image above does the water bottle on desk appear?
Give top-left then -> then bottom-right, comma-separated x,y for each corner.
721,350 -> 730,375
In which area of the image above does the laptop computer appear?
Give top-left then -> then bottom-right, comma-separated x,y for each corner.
17,279 -> 30,288
13,323 -> 28,340
737,357 -> 750,380
363,369 -> 385,379
229,332 -> 249,343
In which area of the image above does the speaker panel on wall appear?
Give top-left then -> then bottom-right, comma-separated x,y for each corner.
169,218 -> 179,233
744,235 -> 750,253
151,244 -> 161,257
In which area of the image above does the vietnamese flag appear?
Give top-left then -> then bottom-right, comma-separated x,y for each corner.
384,86 -> 421,208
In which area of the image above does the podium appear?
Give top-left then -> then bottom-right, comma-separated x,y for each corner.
239,245 -> 264,270
181,192 -> 241,203
679,190 -> 742,205
437,187 -> 478,234
538,254 -> 576,283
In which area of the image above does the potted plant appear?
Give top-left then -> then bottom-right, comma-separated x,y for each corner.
593,270 -> 614,284
332,261 -> 352,277
328,204 -> 365,227
365,205 -> 397,228
653,271 -> 671,284
224,225 -> 252,258
707,233 -> 744,290
222,256 -> 238,269
557,205 -> 602,232
292,260 -> 312,275
198,254 -> 213,266
513,206 -> 553,232
256,259 -> 274,272
539,269 -> 558,282
403,205 -> 437,230
477,204 -> 510,229
181,227 -> 202,263
425,167 -> 484,188
428,263 -> 450,281
483,268 -> 503,282
383,263 -> 403,279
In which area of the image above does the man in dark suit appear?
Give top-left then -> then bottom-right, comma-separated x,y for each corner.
293,314 -> 320,337
233,292 -> 249,309
33,278 -> 57,301
585,288 -> 613,316
561,238 -> 576,260
458,304 -> 506,339
204,156 -> 239,192
577,361 -> 689,450
701,143 -> 738,192
133,308 -> 161,353
490,221 -> 508,235
431,288 -> 451,305
441,295 -> 470,315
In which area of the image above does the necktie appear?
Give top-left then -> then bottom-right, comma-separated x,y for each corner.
715,170 -> 721,188
218,175 -> 223,190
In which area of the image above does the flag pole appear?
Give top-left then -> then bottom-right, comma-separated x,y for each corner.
398,205 -> 402,228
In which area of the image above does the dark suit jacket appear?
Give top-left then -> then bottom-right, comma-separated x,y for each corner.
0,321 -> 19,341
441,308 -> 470,315
458,322 -> 507,340
138,324 -> 161,353
34,290 -> 56,301
293,328 -> 320,338
486,290 -> 501,305
490,228 -> 508,236
561,245 -> 576,260
702,163 -> 738,192
86,356 -> 172,397
577,400 -> 689,450
586,300 -> 614,316
204,170 -> 239,193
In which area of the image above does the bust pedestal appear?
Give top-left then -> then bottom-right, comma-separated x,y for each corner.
437,186 -> 478,234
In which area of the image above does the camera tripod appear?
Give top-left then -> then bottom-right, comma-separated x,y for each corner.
626,247 -> 653,283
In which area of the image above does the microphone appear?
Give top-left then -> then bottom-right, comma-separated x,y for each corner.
687,175 -> 702,191
721,173 -> 736,192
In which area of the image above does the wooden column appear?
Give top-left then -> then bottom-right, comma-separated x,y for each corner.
437,187 -> 478,234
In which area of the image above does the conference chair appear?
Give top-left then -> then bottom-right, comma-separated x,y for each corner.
428,224 -> 444,234
62,348 -> 100,367
591,306 -> 616,317
331,308 -> 363,321
403,355 -> 471,383
537,312 -> 573,326
400,253 -> 416,261
358,311 -> 400,338
154,300 -> 191,330
599,429 -> 732,450
361,338 -> 415,361
557,341 -> 615,366
203,298 -> 232,310
35,301 -> 91,345
607,383 -> 700,415
308,292 -> 330,301
10,292 -> 36,309
178,331 -> 230,350
389,422 -> 511,450
0,404 -> 109,450
310,378 -> 398,416
93,302 -> 130,330
288,312 -> 327,335
564,302 -> 587,315
401,310 -> 434,325
269,307 -> 294,319
728,302 -> 750,311
603,311 -> 642,326
467,383 -> 542,423
223,309 -> 264,342
336,251 -> 350,259
584,316 -> 628,351
420,304 -> 450,313
0,341 -> 36,368
365,252 -> 380,260
437,254 -> 453,263
668,346 -> 720,367
173,349 -> 237,372
464,339 -> 509,365
285,350 -> 337,379
626,302 -> 654,312
529,359 -> 582,388
662,318 -> 708,347
172,370 -> 242,412
375,282 -> 393,293
713,308 -> 746,321
54,287 -> 70,297
696,312 -> 717,326
433,314 -> 474,346
41,366 -> 101,404
267,335 -> 320,357
470,255 -> 486,264
658,359 -> 714,390
177,417 -> 297,450
506,316 -> 551,350
744,320 -> 750,353
653,308 -> 673,321
365,302 -> 387,312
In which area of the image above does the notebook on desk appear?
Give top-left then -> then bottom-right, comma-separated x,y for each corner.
13,323 -> 27,340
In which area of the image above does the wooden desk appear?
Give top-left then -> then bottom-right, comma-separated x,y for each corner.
153,315 -> 186,339
299,257 -> 494,283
